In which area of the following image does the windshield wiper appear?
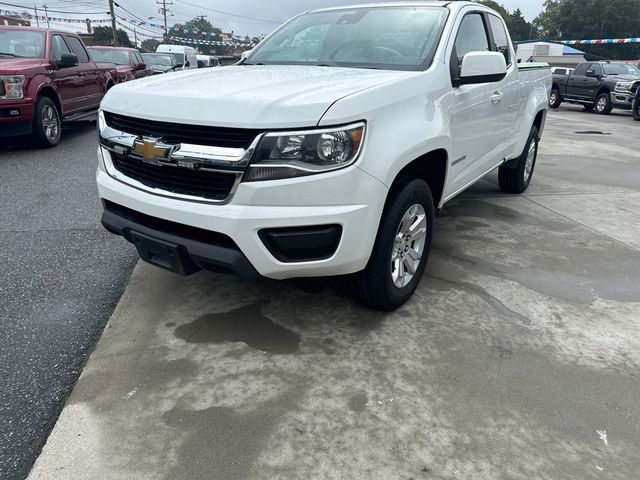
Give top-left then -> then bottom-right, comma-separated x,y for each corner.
0,52 -> 20,58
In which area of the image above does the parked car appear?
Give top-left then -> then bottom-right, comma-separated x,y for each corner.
87,46 -> 151,83
196,55 -> 221,68
0,26 -> 116,147
155,44 -> 197,70
550,61 -> 640,113
632,81 -> 640,121
96,2 -> 550,310
550,66 -> 574,76
141,53 -> 177,74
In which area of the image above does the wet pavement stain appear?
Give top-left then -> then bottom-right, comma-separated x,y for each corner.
174,304 -> 301,354
348,391 -> 368,413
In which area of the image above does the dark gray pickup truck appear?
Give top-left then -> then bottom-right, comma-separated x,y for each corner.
549,61 -> 640,114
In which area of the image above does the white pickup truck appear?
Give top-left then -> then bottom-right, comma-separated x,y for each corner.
96,1 -> 551,310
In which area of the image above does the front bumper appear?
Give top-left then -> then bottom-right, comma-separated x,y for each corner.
611,91 -> 634,109
97,146 -> 388,279
0,101 -> 34,137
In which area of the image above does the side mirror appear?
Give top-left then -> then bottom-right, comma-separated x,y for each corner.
58,53 -> 78,68
586,69 -> 596,78
136,62 -> 146,70
241,49 -> 252,60
454,51 -> 507,87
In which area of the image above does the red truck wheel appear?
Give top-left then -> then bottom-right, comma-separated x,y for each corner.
33,97 -> 61,148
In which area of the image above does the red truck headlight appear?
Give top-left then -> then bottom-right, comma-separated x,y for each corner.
0,75 -> 26,100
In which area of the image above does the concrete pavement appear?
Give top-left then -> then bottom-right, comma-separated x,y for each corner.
29,107 -> 640,480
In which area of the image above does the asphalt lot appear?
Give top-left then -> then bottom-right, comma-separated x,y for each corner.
0,126 -> 137,480
27,105 -> 640,480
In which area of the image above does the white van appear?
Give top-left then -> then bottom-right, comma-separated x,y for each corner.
196,54 -> 220,68
155,44 -> 197,70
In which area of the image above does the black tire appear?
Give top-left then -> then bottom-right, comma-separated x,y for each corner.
633,97 -> 640,121
351,178 -> 435,311
594,92 -> 612,115
498,126 -> 539,194
583,104 -> 595,112
32,96 -> 61,148
549,88 -> 562,108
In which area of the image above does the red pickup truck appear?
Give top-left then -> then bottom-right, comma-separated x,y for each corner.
0,26 -> 116,147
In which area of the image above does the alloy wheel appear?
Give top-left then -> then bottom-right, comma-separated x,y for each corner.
390,204 -> 427,288
42,104 -> 60,142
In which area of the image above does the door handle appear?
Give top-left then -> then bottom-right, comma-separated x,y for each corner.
490,91 -> 504,104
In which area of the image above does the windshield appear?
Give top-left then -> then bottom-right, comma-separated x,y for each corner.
603,63 -> 640,76
142,54 -> 173,66
247,6 -> 448,71
88,48 -> 130,65
0,30 -> 45,58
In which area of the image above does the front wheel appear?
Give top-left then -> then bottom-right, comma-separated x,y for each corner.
351,178 -> 435,311
32,96 -> 61,147
498,126 -> 539,194
633,96 -> 640,121
595,93 -> 612,115
549,88 -> 562,108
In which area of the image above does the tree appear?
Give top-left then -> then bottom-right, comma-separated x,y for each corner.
477,0 -> 537,41
533,0 -> 640,60
92,26 -> 133,47
140,38 -> 160,53
169,17 -> 227,55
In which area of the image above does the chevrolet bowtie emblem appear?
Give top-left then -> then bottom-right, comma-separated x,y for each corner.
132,137 -> 173,165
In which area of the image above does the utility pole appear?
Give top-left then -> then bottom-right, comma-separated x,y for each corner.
133,28 -> 138,48
156,0 -> 172,36
33,3 -> 40,27
42,4 -> 49,28
108,0 -> 117,46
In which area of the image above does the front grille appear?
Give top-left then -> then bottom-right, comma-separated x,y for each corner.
111,152 -> 238,201
104,112 -> 261,149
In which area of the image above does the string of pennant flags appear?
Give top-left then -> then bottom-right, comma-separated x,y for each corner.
168,36 -> 255,48
0,8 -> 165,29
561,38 -> 640,45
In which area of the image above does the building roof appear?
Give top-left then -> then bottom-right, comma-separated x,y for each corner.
563,45 -> 586,55
526,55 -> 586,66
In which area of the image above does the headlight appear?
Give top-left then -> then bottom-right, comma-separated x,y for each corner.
97,109 -> 106,134
615,81 -> 633,92
244,122 -> 365,181
0,75 -> 26,100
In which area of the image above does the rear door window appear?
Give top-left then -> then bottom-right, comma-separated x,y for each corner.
574,64 -> 589,76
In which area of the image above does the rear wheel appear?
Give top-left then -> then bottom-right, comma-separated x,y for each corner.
595,92 -> 612,115
498,126 -> 538,194
549,88 -> 561,108
351,178 -> 434,311
32,96 -> 61,148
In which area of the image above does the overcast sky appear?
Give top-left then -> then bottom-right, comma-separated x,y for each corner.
10,0 -> 545,39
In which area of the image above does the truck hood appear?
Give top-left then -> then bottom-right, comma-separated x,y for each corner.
608,74 -> 640,82
0,57 -> 47,74
101,64 -> 411,128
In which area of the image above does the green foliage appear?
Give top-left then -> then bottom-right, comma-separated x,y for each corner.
476,0 -> 538,41
168,17 -> 226,55
533,0 -> 640,59
140,38 -> 160,53
92,26 -> 133,47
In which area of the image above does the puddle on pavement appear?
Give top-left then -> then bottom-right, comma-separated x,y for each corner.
174,304 -> 301,354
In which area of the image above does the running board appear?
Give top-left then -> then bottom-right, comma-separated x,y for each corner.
63,108 -> 99,122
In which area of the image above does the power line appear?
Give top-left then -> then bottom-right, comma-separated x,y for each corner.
0,0 -> 107,14
171,0 -> 283,24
